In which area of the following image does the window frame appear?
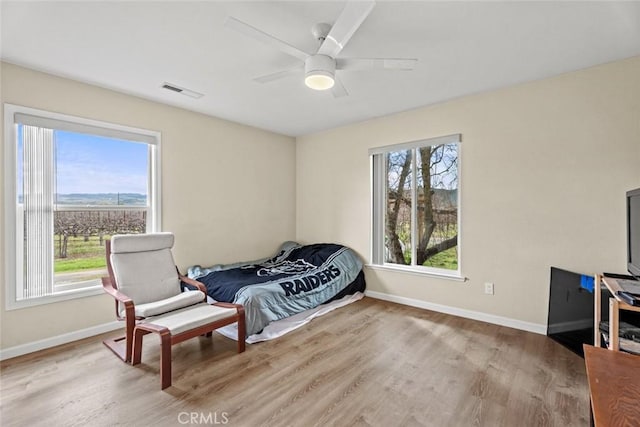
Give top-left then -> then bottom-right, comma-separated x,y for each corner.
4,103 -> 162,310
369,134 -> 463,280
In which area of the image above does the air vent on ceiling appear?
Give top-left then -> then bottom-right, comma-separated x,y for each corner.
161,82 -> 204,99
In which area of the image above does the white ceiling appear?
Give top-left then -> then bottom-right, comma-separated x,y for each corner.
2,1 -> 640,137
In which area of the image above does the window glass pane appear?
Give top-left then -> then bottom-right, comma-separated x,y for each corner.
385,149 -> 412,265
371,135 -> 460,275
417,143 -> 458,270
52,131 -> 149,289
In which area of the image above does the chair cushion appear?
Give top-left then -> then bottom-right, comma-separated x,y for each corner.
112,248 -> 181,304
110,233 -> 181,305
142,303 -> 238,335
122,290 -> 205,318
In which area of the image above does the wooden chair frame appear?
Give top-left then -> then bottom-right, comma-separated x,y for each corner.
101,239 -> 245,369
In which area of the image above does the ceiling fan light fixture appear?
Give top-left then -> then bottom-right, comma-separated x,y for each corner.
304,54 -> 336,91
305,70 -> 335,90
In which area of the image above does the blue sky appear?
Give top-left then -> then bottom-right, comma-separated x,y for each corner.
55,131 -> 148,194
18,126 -> 149,195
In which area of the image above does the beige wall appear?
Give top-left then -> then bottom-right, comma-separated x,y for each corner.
2,56 -> 639,351
296,56 -> 640,327
0,62 -> 296,349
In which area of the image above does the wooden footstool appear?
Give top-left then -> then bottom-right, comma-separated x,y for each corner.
131,302 -> 245,389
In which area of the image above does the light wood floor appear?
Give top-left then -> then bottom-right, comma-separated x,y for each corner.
0,298 -> 589,427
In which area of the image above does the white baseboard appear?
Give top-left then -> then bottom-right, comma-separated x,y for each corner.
547,319 -> 593,335
365,290 -> 547,335
0,321 -> 122,361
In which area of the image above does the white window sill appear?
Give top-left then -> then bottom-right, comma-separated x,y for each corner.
365,263 -> 467,282
5,285 -> 105,311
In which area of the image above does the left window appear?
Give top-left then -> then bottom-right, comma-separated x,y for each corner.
4,104 -> 161,309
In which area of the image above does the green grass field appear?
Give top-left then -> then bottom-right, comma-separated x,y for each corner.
54,235 -> 108,273
55,256 -> 105,273
423,247 -> 458,270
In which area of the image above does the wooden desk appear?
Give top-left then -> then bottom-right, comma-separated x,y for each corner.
594,274 -> 640,350
583,345 -> 640,426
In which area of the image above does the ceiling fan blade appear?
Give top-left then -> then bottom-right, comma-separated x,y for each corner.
253,66 -> 303,84
317,0 -> 375,58
331,75 -> 349,98
225,16 -> 310,62
336,58 -> 417,71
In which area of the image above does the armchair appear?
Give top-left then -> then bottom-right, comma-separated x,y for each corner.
102,232 -> 245,389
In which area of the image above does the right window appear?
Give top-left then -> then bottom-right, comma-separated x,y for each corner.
371,134 -> 461,276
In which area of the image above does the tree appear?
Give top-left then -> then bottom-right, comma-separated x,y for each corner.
385,144 -> 458,266
54,210 -> 147,258
54,212 -> 83,258
385,150 -> 412,263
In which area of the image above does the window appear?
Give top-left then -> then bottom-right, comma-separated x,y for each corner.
370,134 -> 461,277
4,104 -> 161,309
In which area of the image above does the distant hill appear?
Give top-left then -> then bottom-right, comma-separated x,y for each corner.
53,193 -> 146,206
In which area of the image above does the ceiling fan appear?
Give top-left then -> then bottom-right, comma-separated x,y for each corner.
224,0 -> 417,97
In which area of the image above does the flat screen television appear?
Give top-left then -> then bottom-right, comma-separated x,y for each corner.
627,188 -> 640,279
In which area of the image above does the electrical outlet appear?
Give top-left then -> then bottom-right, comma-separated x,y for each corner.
484,282 -> 494,295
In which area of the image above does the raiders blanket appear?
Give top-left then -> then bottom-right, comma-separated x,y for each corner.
187,242 -> 365,336
187,242 -> 365,335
